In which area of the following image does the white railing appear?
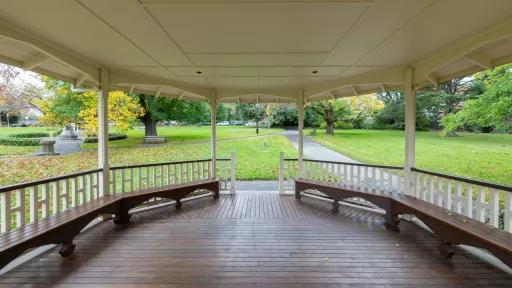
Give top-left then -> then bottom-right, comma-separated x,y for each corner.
279,154 -> 404,194
412,168 -> 512,232
277,152 -> 512,233
0,156 -> 236,235
0,169 -> 102,234
109,156 -> 236,194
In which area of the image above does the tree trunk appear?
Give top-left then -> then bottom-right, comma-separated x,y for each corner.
143,116 -> 157,136
256,121 -> 259,134
138,94 -> 157,137
325,105 -> 334,135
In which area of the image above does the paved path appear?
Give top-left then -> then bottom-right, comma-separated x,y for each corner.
53,129 -> 83,155
281,130 -> 358,163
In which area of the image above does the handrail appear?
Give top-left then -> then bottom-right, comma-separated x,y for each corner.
412,167 -> 512,193
110,159 -> 213,170
284,158 -> 403,170
0,168 -> 103,193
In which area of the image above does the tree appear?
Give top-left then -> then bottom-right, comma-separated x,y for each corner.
242,104 -> 266,134
441,64 -> 512,134
374,91 -> 432,131
344,94 -> 384,128
79,90 -> 144,136
266,104 -> 297,127
0,64 -> 45,126
307,100 -> 351,135
136,94 -> 209,136
39,77 -> 144,135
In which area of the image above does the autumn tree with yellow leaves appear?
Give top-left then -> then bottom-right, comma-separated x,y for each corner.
38,77 -> 144,136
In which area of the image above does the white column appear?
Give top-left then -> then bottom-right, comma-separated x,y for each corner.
404,67 -> 416,196
98,68 -> 110,196
297,89 -> 305,178
210,89 -> 217,179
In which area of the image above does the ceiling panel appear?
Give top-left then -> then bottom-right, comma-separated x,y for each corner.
187,53 -> 328,66
146,2 -> 367,53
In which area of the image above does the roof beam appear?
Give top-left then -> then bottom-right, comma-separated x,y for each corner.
155,86 -> 163,97
464,52 -> 493,70
109,70 -> 209,99
21,53 -> 49,70
129,84 -> 135,93
379,84 -> 386,94
414,17 -> 512,84
350,85 -> 359,96
75,74 -> 89,87
0,18 -> 99,83
304,67 -> 404,98
178,91 -> 185,100
425,73 -> 438,87
217,88 -> 296,100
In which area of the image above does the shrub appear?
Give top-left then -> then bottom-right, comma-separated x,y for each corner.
83,133 -> 127,143
0,137 -> 42,146
8,132 -> 50,138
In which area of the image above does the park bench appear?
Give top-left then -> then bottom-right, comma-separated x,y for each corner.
0,179 -> 219,270
295,178 -> 512,268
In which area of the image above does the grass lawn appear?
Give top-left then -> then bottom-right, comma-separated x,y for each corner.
0,127 -> 60,156
81,126 -> 283,149
308,129 -> 512,185
0,134 -> 296,186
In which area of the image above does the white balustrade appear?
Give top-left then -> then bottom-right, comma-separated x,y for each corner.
1,156 -> 237,235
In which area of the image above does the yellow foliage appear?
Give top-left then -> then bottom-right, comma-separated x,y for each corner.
79,90 -> 144,136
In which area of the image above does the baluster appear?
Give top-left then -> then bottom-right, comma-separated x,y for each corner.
476,186 -> 485,222
62,179 -> 68,211
89,172 -> 95,199
350,165 -> 355,186
29,186 -> 37,222
0,191 -> 10,233
436,177 -> 443,207
371,167 -> 376,190
386,169 -> 393,192
489,188 -> 499,228
153,166 -> 157,188
465,184 -> 473,218
52,181 -> 60,214
357,166 -> 362,188
505,191 -> 511,232
428,175 -> 435,203
42,183 -> 49,218
121,169 -> 126,193
379,168 -> 384,192
138,167 -> 142,190
455,181 -> 463,214
15,189 -> 25,228
444,179 -> 452,210
364,166 -> 369,190
112,170 -> 117,194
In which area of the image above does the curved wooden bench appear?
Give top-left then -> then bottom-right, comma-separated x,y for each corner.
295,178 -> 512,268
0,179 -> 219,270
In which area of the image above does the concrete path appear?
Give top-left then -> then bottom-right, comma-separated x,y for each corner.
281,130 -> 358,163
53,129 -> 83,155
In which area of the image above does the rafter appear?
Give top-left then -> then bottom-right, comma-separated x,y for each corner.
304,67 -> 404,98
379,84 -> 386,94
129,84 -> 135,93
425,73 -> 438,87
414,18 -> 512,84
464,52 -> 493,70
75,74 -> 89,87
178,91 -> 185,100
0,18 -> 99,83
350,85 -> 359,96
22,53 -> 49,70
155,86 -> 163,97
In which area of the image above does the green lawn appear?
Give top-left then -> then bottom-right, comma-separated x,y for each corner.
81,126 -> 283,149
0,134 -> 296,186
308,129 -> 512,185
0,127 -> 60,155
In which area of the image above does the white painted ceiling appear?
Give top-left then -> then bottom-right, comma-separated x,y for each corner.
0,0 -> 511,103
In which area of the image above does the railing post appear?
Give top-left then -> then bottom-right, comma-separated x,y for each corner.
230,151 -> 236,194
98,68 -> 110,196
210,89 -> 217,179
404,67 -> 416,196
278,151 -> 284,194
297,89 -> 305,178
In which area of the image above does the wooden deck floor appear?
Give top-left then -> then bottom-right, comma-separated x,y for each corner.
1,191 -> 511,287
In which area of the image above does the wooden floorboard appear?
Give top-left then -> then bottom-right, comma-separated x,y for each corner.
1,191 -> 511,287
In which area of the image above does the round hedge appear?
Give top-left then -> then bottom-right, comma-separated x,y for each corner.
0,137 -> 42,146
83,133 -> 127,143
8,132 -> 50,138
